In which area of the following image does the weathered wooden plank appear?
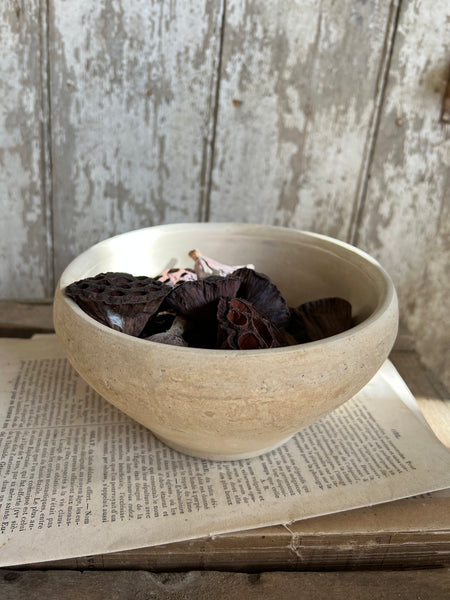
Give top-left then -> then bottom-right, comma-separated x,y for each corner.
23,517 -> 450,571
355,0 -> 450,390
0,1 -> 52,298
0,301 -> 53,337
1,569 -> 450,600
208,0 -> 392,238
49,0 -> 224,279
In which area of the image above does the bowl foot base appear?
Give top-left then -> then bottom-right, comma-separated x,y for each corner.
153,433 -> 295,461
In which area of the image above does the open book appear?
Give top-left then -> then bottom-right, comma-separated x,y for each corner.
0,335 -> 449,567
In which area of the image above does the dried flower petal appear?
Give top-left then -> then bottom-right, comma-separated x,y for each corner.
155,268 -> 197,286
146,316 -> 188,347
231,268 -> 290,328
146,332 -> 188,346
165,277 -> 242,347
65,272 -> 171,336
189,249 -> 254,279
290,297 -> 352,342
165,277 -> 241,321
286,307 -> 310,344
217,297 -> 287,350
139,310 -> 176,339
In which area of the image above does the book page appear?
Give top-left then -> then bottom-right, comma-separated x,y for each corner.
0,335 -> 449,567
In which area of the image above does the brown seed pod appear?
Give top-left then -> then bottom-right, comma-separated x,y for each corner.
290,297 -> 352,343
165,277 -> 241,321
231,268 -> 290,328
164,277 -> 242,348
65,272 -> 172,337
217,297 -> 288,350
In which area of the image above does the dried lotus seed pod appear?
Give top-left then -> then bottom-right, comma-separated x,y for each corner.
290,297 -> 352,343
165,277 -> 242,348
65,272 -> 171,337
217,297 -> 287,350
231,267 -> 290,328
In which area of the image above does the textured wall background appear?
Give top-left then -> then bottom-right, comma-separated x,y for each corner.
0,0 -> 449,387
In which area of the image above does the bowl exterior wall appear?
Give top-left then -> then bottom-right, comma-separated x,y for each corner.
54,282 -> 398,459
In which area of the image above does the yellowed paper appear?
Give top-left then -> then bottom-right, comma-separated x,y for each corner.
0,335 -> 449,567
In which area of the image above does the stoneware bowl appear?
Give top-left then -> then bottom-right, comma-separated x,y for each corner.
53,223 -> 398,460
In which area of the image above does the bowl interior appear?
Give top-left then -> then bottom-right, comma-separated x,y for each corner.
59,223 -> 389,330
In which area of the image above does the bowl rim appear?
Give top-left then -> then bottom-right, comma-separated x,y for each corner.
55,223 -> 398,356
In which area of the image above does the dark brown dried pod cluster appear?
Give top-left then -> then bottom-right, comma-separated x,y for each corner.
290,297 -> 352,344
65,252 -> 353,349
165,277 -> 242,348
232,268 -> 290,328
217,298 -> 286,349
65,272 -> 171,337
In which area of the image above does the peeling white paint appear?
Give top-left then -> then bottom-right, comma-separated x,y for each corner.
358,0 -> 450,387
0,0 -> 448,386
210,0 -> 390,240
50,0 -> 224,276
0,2 -> 48,298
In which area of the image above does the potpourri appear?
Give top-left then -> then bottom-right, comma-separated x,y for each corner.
65,250 -> 353,349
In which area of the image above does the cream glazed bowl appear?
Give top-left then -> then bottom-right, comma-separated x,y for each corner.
53,223 -> 398,461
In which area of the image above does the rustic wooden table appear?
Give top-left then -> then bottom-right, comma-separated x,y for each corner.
1,301 -> 449,599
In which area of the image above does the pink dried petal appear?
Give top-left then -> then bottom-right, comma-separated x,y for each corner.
155,268 -> 197,286
189,249 -> 254,279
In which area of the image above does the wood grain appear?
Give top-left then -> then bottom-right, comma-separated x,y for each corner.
208,0 -> 392,239
355,0 -> 450,389
1,569 -> 449,600
49,0 -> 224,279
23,503 -> 450,571
0,300 -> 53,337
0,1 -> 52,299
